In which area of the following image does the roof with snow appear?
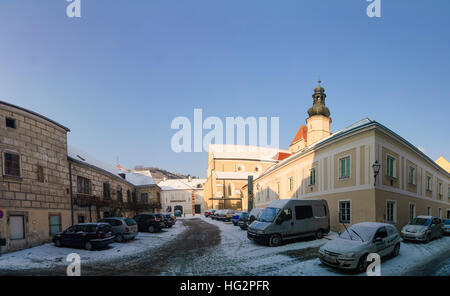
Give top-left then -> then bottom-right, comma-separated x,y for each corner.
158,178 -> 206,191
68,146 -> 156,187
214,171 -> 258,180
209,144 -> 289,162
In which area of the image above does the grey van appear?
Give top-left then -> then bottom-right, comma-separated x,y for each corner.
247,199 -> 330,247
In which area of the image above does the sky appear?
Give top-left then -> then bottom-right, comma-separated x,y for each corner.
0,0 -> 449,178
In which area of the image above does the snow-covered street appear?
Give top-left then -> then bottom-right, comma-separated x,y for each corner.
0,217 -> 449,276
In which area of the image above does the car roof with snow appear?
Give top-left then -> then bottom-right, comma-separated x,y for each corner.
416,215 -> 434,219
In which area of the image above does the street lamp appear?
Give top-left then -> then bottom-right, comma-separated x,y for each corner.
372,160 -> 381,186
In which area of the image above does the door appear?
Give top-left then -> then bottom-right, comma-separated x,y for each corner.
293,205 -> 314,236
277,208 -> 293,238
9,216 -> 25,240
61,226 -> 77,246
49,215 -> 61,236
373,226 -> 389,256
194,205 -> 201,214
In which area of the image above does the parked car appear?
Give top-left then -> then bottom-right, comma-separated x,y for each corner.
133,213 -> 165,233
211,209 -> 224,220
204,209 -> 215,217
53,223 -> 115,250
174,210 -> 182,217
443,219 -> 450,235
232,212 -> 247,226
98,217 -> 138,242
248,199 -> 330,247
401,216 -> 444,242
319,222 -> 401,273
221,210 -> 237,222
158,213 -> 175,228
239,208 -> 264,230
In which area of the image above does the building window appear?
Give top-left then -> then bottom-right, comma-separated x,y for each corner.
288,176 -> 294,192
438,183 -> 443,197
309,168 -> 316,186
408,166 -> 416,185
78,215 -> 85,223
409,203 -> 416,221
9,215 -> 25,240
117,186 -> 123,202
103,182 -> 111,199
386,156 -> 396,178
37,165 -> 45,182
339,201 -> 351,224
3,152 -> 21,177
77,176 -> 91,194
141,193 -> 148,203
339,156 -> 351,179
6,117 -> 16,128
438,208 -> 442,219
386,201 -> 396,223
426,176 -> 432,191
427,206 -> 431,216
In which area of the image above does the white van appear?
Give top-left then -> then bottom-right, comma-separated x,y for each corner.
247,199 -> 330,247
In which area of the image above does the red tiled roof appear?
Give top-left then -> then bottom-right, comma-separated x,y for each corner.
290,125 -> 308,146
272,152 -> 292,161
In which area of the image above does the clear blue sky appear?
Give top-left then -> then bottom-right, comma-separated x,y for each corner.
0,0 -> 449,177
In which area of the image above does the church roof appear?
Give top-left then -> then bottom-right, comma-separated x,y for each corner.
290,125 -> 308,146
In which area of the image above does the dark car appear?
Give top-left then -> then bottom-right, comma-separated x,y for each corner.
134,213 -> 165,233
232,212 -> 247,226
239,208 -> 264,230
53,223 -> 115,250
158,213 -> 175,228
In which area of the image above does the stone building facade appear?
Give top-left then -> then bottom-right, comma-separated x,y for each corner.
0,101 -> 71,252
159,178 -> 205,215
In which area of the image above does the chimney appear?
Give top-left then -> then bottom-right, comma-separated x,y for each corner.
119,173 -> 126,180
188,175 -> 192,182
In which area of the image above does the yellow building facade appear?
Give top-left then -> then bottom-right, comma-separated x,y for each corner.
248,82 -> 449,232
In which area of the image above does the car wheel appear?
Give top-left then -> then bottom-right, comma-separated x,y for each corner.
269,234 -> 282,247
439,230 -> 444,239
315,230 -> 324,240
148,225 -> 156,233
357,254 -> 369,273
116,234 -> 124,243
54,239 -> 62,247
85,241 -> 93,251
425,233 -> 431,243
392,243 -> 400,257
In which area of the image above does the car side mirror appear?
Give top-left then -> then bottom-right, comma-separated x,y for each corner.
275,217 -> 283,225
374,237 -> 382,243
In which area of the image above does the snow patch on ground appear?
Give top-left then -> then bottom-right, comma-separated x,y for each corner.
0,222 -> 186,271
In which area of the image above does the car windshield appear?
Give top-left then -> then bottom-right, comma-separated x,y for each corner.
258,207 -> 280,223
339,225 -> 374,242
443,220 -> 450,225
125,218 -> 136,226
409,218 -> 431,226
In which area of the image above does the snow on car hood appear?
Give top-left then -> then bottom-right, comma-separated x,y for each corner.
249,221 -> 271,231
321,237 -> 367,254
402,225 -> 427,233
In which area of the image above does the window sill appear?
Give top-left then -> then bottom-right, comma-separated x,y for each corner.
2,174 -> 23,180
338,176 -> 350,180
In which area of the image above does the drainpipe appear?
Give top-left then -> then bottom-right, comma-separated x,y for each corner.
68,160 -> 74,226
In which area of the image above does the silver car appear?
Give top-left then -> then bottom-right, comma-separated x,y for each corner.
319,222 -> 401,273
98,217 -> 138,242
401,216 -> 444,242
443,219 -> 450,235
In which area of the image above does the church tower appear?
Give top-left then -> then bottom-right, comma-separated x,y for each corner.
306,78 -> 331,146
